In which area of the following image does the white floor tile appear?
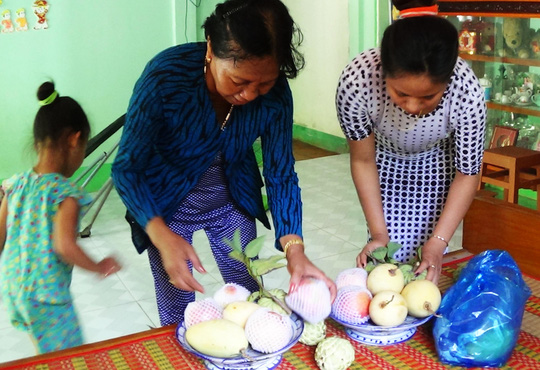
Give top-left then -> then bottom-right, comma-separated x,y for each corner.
0,327 -> 36,362
0,153 -> 464,364
78,301 -> 155,344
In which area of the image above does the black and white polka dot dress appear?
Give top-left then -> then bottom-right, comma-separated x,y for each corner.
336,48 -> 486,262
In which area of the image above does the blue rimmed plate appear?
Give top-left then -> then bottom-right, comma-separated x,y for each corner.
331,313 -> 433,346
176,313 -> 304,370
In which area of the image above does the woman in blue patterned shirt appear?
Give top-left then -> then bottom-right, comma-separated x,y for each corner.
112,0 -> 336,325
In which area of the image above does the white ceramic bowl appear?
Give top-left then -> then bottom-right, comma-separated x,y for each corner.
176,313 -> 304,370
330,313 -> 433,346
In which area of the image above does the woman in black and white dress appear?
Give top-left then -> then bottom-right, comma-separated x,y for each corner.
335,14 -> 486,284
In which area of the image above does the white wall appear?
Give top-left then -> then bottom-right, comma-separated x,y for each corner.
0,0 -> 386,179
0,1 -> 176,179
284,0 -> 351,138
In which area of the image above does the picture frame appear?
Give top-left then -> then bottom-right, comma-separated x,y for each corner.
489,125 -> 519,149
534,131 -> 540,151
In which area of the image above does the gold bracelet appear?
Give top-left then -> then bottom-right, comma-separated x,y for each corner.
431,234 -> 448,246
283,239 -> 304,256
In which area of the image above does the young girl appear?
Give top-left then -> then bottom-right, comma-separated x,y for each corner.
0,81 -> 121,354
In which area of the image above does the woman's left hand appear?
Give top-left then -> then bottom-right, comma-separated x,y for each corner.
286,246 -> 337,302
414,238 -> 446,286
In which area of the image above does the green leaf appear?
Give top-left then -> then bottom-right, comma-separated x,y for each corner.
250,255 -> 286,276
365,261 -> 376,273
262,254 -> 286,265
244,235 -> 265,258
369,247 -> 387,262
417,245 -> 423,261
224,229 -> 243,253
386,242 -> 401,259
228,250 -> 245,263
247,259 -> 258,275
259,262 -> 287,275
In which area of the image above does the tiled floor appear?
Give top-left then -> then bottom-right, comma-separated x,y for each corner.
0,153 -> 463,363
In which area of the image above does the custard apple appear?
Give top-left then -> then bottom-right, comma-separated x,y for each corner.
299,320 -> 326,346
315,336 -> 355,370
258,296 -> 289,315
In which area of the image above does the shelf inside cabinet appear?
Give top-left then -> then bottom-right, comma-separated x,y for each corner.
439,1 -> 540,18
460,53 -> 540,68
487,101 -> 540,117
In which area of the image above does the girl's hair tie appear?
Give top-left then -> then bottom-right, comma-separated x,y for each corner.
39,90 -> 58,106
399,4 -> 439,18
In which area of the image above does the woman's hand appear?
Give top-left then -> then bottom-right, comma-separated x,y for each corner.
356,236 -> 390,268
414,238 -> 446,286
146,217 -> 206,293
286,245 -> 337,302
97,257 -> 122,277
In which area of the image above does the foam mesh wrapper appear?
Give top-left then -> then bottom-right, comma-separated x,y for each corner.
335,267 -> 368,290
245,308 -> 293,353
331,285 -> 372,325
285,278 -> 332,324
184,298 -> 223,328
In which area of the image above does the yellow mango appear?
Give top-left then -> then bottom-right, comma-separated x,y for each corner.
223,301 -> 261,328
185,319 -> 248,357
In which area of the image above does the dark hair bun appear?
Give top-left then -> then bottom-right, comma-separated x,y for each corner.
37,81 -> 56,101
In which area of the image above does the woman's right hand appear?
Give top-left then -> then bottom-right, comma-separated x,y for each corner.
98,257 -> 122,277
356,237 -> 389,268
146,217 -> 206,293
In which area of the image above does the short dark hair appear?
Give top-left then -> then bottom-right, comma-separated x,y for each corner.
34,81 -> 90,149
202,0 -> 304,79
381,16 -> 458,84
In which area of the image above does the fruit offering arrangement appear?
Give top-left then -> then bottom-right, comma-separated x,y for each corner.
181,282 -> 303,360
177,230 -> 340,369
330,244 -> 442,345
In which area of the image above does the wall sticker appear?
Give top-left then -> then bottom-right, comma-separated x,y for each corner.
32,0 -> 49,30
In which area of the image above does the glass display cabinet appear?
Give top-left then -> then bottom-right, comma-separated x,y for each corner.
439,1 -> 540,150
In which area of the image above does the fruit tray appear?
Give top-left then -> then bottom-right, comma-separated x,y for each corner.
330,313 -> 433,346
176,312 -> 304,370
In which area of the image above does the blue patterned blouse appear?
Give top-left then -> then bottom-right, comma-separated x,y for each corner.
112,42 -> 302,251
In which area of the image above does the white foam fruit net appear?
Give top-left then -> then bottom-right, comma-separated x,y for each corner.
245,308 -> 293,353
335,267 -> 368,290
184,298 -> 223,328
331,285 -> 372,325
213,283 -> 251,307
285,278 -> 332,324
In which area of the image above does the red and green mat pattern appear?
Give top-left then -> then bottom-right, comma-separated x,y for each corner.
2,256 -> 539,370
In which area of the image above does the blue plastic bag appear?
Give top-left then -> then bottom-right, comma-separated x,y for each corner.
433,250 -> 531,368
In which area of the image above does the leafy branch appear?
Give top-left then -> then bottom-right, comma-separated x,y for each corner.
224,229 -> 291,314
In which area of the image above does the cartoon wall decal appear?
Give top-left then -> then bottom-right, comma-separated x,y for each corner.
32,0 -> 49,30
15,8 -> 28,32
1,9 -> 14,33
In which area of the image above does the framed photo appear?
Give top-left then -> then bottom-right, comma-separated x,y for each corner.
534,131 -> 540,151
489,125 -> 519,149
